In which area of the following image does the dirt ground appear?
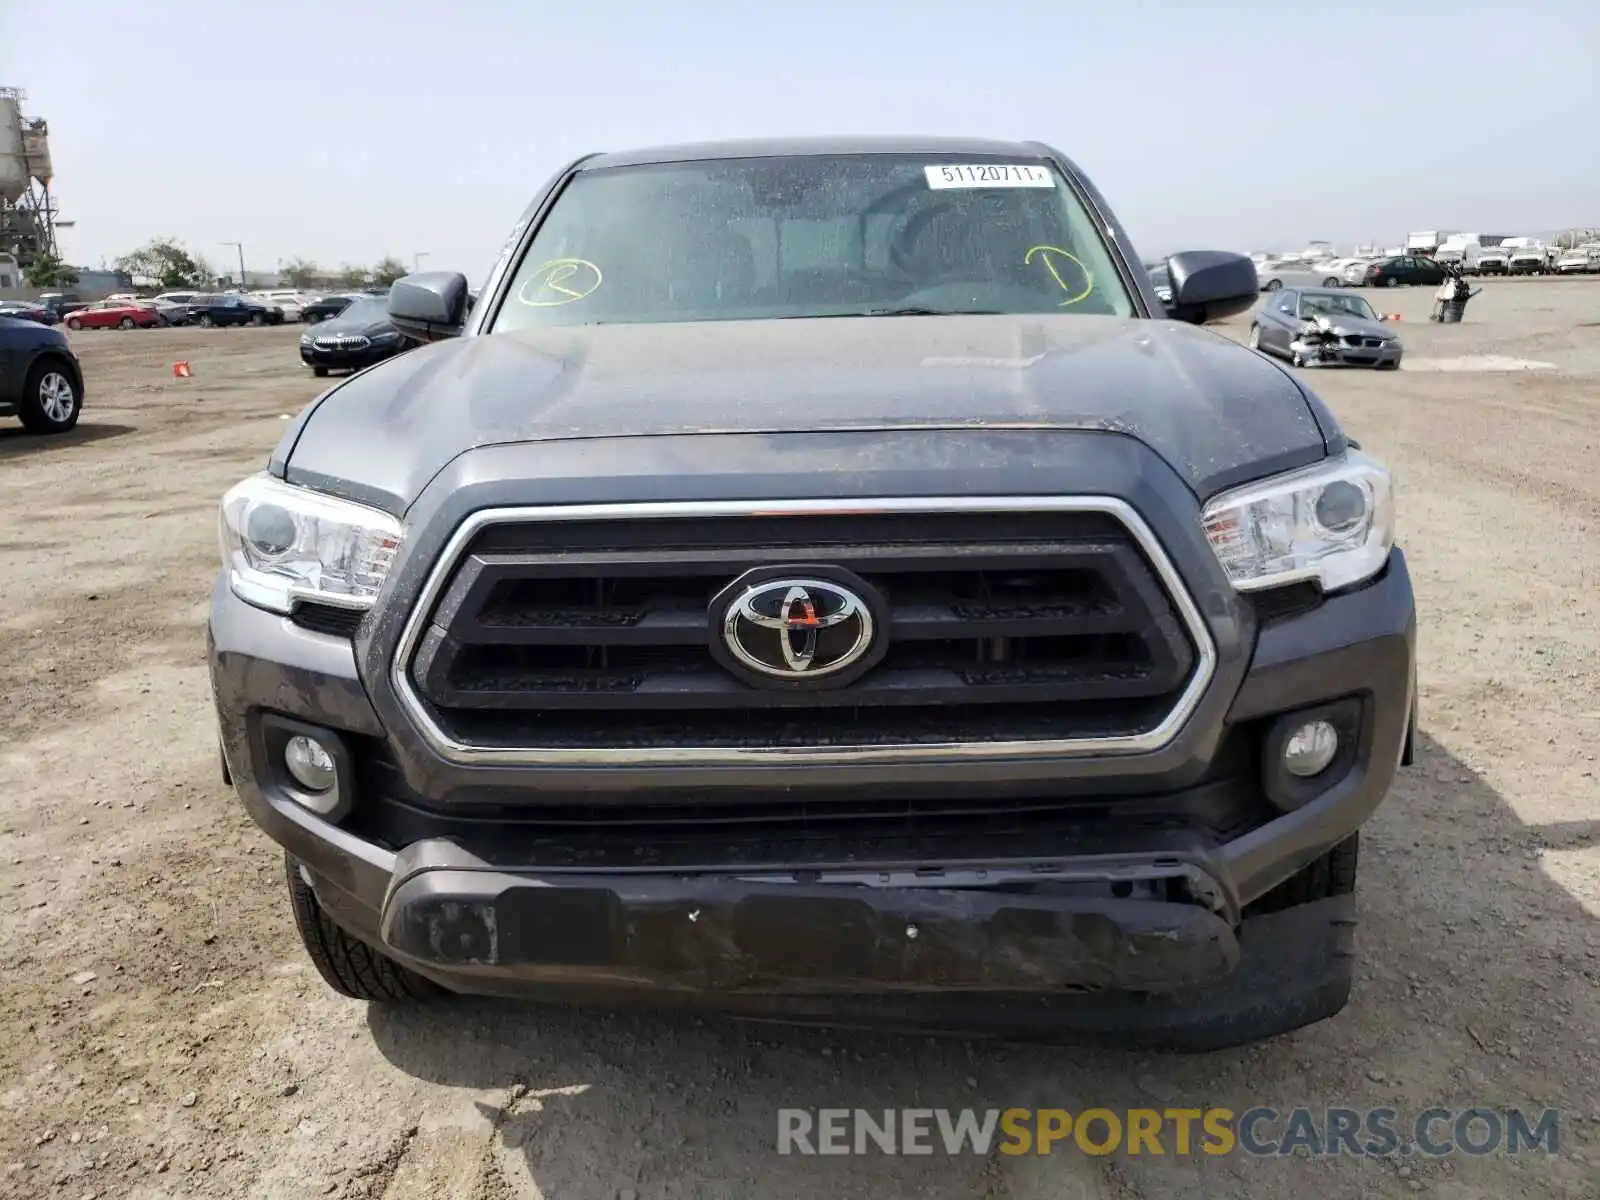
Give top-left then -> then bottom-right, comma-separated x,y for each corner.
2,279 -> 1597,1200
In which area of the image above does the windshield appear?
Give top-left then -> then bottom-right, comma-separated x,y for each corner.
337,298 -> 388,323
1299,293 -> 1379,321
489,154 -> 1135,331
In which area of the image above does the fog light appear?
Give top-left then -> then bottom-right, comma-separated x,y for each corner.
1283,720 -> 1340,778
284,735 -> 337,796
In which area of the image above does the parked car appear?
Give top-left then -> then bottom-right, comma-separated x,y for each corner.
1337,258 -> 1375,286
153,291 -> 203,307
186,294 -> 284,327
253,292 -> 306,322
0,312 -> 85,433
64,300 -> 163,331
1507,248 -> 1552,276
1361,256 -> 1448,288
143,299 -> 193,327
1555,249 -> 1597,275
300,293 -> 363,324
1254,259 -> 1345,292
1249,287 -> 1402,369
209,135 -> 1416,1052
297,296 -> 416,376
0,300 -> 60,326
1475,249 -> 1509,276
37,292 -> 88,318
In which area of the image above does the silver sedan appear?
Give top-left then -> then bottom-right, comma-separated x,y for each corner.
1254,260 -> 1349,292
1248,287 -> 1403,369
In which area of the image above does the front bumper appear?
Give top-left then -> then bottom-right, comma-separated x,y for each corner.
1289,336 -> 1403,368
300,343 -> 397,370
208,536 -> 1415,1046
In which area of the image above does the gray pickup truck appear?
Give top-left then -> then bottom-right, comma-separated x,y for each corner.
207,136 -> 1417,1050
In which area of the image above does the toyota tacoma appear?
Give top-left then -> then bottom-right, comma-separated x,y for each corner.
207,137 -> 1417,1050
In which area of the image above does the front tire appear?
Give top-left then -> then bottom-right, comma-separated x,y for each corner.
198,314 -> 214,328
1323,277 -> 1340,288
284,854 -> 444,1003
18,361 -> 82,434
251,313 -> 266,327
312,366 -> 329,377
1264,279 -> 1283,292
66,316 -> 82,331
119,317 -> 135,330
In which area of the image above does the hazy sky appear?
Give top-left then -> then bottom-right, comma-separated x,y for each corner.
4,0 -> 1595,277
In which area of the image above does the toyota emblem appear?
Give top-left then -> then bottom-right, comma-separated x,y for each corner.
719,577 -> 875,681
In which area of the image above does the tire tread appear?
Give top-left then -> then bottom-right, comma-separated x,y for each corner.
284,854 -> 442,1002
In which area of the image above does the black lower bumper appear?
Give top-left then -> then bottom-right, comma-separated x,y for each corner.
376,840 -> 1239,993
310,838 -> 1355,1050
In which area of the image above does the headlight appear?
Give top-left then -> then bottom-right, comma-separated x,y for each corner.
218,474 -> 402,614
1201,450 -> 1394,593
370,330 -> 400,343
299,333 -> 313,345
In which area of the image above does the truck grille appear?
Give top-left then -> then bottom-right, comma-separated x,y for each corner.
394,500 -> 1214,765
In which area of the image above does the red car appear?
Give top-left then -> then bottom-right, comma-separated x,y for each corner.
64,300 -> 163,331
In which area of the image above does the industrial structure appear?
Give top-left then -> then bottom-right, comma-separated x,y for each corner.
0,87 -> 63,284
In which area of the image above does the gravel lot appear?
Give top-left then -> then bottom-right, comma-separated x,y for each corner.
2,279 -> 1597,1200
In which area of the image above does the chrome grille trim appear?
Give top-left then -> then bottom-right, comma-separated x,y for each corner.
389,497 -> 1219,767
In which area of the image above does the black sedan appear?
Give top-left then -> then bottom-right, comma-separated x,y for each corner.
298,296 -> 415,376
1362,255 -> 1448,288
300,293 -> 363,324
0,300 -> 60,326
1,314 -> 85,433
185,294 -> 284,327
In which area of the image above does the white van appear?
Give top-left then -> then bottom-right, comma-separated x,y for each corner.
1434,238 -> 1481,272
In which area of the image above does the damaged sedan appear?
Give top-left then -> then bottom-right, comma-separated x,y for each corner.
1249,287 -> 1402,370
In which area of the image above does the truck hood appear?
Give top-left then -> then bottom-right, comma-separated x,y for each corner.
277,314 -> 1333,513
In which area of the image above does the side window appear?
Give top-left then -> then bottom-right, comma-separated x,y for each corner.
1277,292 -> 1296,313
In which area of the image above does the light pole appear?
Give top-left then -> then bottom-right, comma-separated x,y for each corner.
221,241 -> 245,289
413,251 -> 430,272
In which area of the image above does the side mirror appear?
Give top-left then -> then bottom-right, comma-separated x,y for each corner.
388,271 -> 470,342
1164,250 -> 1261,325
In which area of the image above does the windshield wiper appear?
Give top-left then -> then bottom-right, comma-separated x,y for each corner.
864,305 -> 1005,317
786,306 -> 1006,319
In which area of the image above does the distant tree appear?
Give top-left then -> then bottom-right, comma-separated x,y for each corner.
371,255 -> 407,287
23,252 -> 79,288
280,257 -> 320,289
336,263 -> 368,288
114,238 -> 208,289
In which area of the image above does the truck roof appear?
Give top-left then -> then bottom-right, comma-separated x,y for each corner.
582,135 -> 1051,171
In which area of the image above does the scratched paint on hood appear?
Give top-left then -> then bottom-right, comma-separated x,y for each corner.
281,313 -> 1327,510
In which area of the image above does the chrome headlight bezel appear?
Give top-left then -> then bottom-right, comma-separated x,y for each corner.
218,474 -> 403,614
1201,449 -> 1394,594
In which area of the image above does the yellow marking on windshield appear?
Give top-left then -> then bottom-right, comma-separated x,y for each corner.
1024,245 -> 1093,306
519,258 -> 603,307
